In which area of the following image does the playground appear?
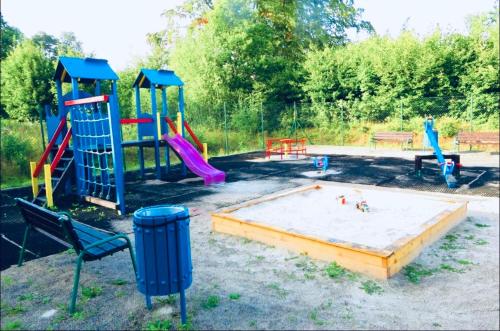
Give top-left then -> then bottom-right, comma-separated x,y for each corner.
0,56 -> 498,330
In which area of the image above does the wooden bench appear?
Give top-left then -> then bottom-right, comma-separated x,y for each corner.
15,198 -> 136,314
371,132 -> 414,150
455,132 -> 499,151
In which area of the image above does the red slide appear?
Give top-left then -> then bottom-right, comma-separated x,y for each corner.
162,134 -> 225,185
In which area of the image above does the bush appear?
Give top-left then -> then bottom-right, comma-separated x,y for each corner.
438,117 -> 461,137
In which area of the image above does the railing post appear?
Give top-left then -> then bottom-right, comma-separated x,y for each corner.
203,143 -> 208,161
44,164 -> 54,208
177,111 -> 182,135
156,112 -> 162,141
30,162 -> 38,198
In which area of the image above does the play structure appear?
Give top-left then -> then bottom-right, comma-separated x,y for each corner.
30,57 -> 225,214
415,116 -> 461,188
211,183 -> 467,279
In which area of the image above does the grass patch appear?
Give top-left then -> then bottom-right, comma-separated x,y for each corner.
403,263 -> 435,284
308,309 -> 325,326
255,255 -> 265,261
2,276 -> 14,287
145,319 -> 172,331
71,311 -> 87,320
4,320 -> 23,330
81,285 -> 103,300
18,293 -> 34,301
440,234 -> 463,251
456,259 -> 473,265
249,320 -> 257,327
3,303 -> 25,316
325,262 -> 346,279
228,293 -> 241,300
440,264 -> 463,273
110,278 -> 128,286
474,239 -> 488,245
474,223 -> 490,228
359,280 -> 384,295
267,283 -> 288,299
156,295 -> 176,305
201,295 -> 220,309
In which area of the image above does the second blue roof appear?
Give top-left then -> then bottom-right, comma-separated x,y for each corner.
133,69 -> 184,88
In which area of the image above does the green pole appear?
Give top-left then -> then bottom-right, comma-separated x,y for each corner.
293,102 -> 297,142
341,105 -> 344,146
224,102 -> 228,155
400,99 -> 403,132
260,101 -> 264,149
469,94 -> 473,133
39,106 -> 46,151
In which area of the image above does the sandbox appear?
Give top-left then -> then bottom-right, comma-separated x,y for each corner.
211,183 -> 468,279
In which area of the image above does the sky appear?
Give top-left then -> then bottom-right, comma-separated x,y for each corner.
2,0 -> 497,71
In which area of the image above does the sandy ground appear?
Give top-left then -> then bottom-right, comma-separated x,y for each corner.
231,184 -> 467,250
1,153 -> 499,330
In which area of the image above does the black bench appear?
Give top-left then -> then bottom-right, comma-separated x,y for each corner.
15,198 -> 137,314
371,132 -> 414,150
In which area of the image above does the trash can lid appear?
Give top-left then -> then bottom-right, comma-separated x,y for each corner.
133,205 -> 189,226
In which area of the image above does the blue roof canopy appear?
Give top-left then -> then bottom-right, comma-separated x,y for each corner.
133,69 -> 184,88
54,57 -> 119,83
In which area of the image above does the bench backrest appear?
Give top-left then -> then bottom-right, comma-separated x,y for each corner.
373,132 -> 413,141
457,132 -> 499,143
15,198 -> 84,253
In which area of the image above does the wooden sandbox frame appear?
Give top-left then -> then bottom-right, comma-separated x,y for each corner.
211,183 -> 468,279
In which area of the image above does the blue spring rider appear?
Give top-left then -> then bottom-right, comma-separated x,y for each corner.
313,156 -> 329,173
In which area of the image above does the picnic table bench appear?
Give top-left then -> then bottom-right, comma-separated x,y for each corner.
455,131 -> 499,151
16,198 -> 137,313
371,132 -> 414,150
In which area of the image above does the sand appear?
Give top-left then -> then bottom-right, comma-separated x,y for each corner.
231,185 -> 465,250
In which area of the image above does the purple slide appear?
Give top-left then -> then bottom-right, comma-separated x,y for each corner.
162,134 -> 225,185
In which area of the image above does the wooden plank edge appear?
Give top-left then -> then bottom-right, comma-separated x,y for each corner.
386,202 -> 467,276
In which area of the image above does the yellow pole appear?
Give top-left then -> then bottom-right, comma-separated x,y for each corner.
30,162 -> 38,198
156,112 -> 162,140
284,143 -> 288,158
203,143 -> 208,161
177,111 -> 182,135
44,164 -> 54,208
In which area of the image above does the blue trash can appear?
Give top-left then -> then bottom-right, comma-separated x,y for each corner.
133,205 -> 193,323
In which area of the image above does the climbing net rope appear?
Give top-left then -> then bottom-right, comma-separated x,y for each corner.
71,101 -> 115,200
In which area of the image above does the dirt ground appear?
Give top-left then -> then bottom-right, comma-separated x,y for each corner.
1,147 -> 499,330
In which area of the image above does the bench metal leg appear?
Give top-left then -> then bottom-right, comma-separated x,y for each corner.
122,235 -> 137,276
70,253 -> 84,314
145,295 -> 152,310
17,226 -> 31,267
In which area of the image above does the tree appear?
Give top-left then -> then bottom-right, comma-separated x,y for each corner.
1,40 -> 55,120
57,32 -> 86,57
31,32 -> 59,61
1,15 -> 23,59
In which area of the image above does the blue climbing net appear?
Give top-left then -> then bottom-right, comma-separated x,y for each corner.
70,101 -> 115,200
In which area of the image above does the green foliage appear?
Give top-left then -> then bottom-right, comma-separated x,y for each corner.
4,320 -> 23,330
228,293 -> 241,300
403,263 -> 435,284
145,319 -> 172,331
359,280 -> 384,295
0,15 -> 23,60
1,40 -> 55,120
201,295 -> 220,309
437,117 -> 461,138
325,262 -> 346,279
81,285 -> 103,300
